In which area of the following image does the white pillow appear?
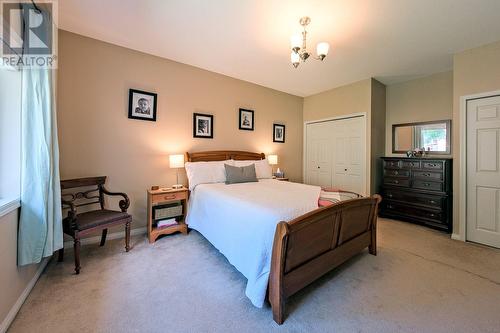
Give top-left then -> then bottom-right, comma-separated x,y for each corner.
185,160 -> 234,190
232,159 -> 273,179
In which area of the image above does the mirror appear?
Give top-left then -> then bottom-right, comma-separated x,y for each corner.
392,120 -> 451,154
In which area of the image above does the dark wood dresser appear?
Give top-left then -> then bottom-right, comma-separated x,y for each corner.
379,157 -> 452,232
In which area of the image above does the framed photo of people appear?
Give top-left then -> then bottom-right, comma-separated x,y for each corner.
273,124 -> 285,143
239,108 -> 254,131
128,89 -> 157,121
193,113 -> 214,138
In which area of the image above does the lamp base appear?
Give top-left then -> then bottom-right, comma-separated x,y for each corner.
172,184 -> 183,189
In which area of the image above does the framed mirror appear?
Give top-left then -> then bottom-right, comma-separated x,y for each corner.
392,120 -> 451,154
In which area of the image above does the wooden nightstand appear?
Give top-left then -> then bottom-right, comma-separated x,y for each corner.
147,187 -> 188,243
275,177 -> 289,181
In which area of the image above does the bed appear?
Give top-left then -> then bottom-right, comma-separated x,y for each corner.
185,150 -> 381,324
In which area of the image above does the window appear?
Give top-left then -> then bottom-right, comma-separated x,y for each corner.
0,66 -> 22,213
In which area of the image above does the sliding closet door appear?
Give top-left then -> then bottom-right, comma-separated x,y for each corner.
305,116 -> 366,194
332,117 -> 366,195
305,121 -> 333,187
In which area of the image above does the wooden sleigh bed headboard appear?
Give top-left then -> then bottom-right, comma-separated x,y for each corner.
185,150 -> 381,324
185,150 -> 265,162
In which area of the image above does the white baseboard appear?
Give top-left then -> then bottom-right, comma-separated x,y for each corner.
0,257 -> 50,333
451,233 -> 464,241
63,227 -> 147,249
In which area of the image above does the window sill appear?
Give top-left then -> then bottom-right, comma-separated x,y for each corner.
0,198 -> 20,219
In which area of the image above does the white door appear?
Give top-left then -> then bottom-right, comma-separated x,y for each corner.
305,121 -> 333,187
332,117 -> 366,195
305,116 -> 366,195
467,95 -> 500,248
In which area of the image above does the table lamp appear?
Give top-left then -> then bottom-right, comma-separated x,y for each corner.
268,154 -> 278,176
169,154 -> 185,189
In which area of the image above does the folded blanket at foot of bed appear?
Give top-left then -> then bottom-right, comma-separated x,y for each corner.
318,188 -> 362,207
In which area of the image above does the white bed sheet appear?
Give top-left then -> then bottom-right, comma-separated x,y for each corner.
186,179 -> 321,307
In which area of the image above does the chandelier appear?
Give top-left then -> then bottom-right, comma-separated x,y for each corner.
290,17 -> 330,68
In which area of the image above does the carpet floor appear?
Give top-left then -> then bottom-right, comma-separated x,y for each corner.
8,218 -> 500,333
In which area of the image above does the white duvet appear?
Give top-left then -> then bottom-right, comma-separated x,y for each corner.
186,179 -> 321,307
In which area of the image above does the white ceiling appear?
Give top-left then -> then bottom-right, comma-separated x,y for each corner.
58,0 -> 500,97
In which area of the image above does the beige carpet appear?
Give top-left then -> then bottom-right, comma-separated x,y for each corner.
8,218 -> 500,333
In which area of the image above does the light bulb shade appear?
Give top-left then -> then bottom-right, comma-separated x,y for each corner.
169,154 -> 184,168
290,52 -> 300,64
268,155 -> 278,165
316,42 -> 330,57
290,34 -> 301,50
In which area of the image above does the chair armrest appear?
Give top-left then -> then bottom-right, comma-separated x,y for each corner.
101,186 -> 130,212
61,198 -> 76,217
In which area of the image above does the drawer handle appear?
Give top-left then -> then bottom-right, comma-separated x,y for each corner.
394,180 -> 399,184
393,171 -> 399,175
387,194 -> 393,198
164,195 -> 176,200
429,200 -> 436,204
387,204 -> 394,209
424,183 -> 430,187
429,213 -> 436,217
424,173 -> 431,177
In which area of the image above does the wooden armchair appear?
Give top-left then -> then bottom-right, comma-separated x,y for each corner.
59,176 -> 132,274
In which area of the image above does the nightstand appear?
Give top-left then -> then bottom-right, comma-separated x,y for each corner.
275,177 -> 289,181
147,187 -> 188,243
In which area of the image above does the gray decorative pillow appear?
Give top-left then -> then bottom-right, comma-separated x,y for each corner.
224,164 -> 258,184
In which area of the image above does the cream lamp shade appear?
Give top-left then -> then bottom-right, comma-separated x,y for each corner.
268,155 -> 278,165
169,154 -> 184,169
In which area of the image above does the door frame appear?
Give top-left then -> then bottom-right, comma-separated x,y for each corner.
456,90 -> 500,242
303,112 -> 368,194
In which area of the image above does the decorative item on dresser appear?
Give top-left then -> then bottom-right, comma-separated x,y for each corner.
379,157 -> 452,232
147,187 -> 189,243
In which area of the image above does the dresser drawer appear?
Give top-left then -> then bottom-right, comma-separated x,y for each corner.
412,180 -> 443,192
151,191 -> 188,204
422,161 -> 444,170
384,169 -> 410,178
384,177 -> 410,187
382,200 -> 444,224
413,171 -> 443,181
402,160 -> 421,169
383,189 -> 444,209
384,160 -> 402,169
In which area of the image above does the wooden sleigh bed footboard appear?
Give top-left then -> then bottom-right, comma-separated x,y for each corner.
269,194 -> 382,324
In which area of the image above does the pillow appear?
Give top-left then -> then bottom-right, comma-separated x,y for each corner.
185,160 -> 233,190
232,159 -> 273,179
224,164 -> 258,184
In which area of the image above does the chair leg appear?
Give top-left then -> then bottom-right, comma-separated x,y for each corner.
74,236 -> 81,275
58,248 -> 64,262
100,228 -> 108,247
125,221 -> 131,252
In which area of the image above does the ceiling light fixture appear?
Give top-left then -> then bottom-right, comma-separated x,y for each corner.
290,17 -> 329,68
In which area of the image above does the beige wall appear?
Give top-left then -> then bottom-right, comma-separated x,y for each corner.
370,79 -> 387,194
452,40 -> 500,236
0,210 -> 42,331
57,30 -> 304,232
303,79 -> 372,122
303,78 -> 386,195
385,71 -> 453,156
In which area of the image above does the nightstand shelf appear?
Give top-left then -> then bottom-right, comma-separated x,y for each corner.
147,187 -> 189,243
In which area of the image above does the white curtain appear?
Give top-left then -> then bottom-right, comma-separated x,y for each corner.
18,3 -> 62,265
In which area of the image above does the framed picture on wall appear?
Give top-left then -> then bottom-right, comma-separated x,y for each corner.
128,89 -> 157,121
193,113 -> 214,138
239,108 -> 254,131
273,124 -> 285,143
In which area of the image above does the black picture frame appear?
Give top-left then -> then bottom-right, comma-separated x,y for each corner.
273,124 -> 285,143
239,108 -> 254,131
128,89 -> 157,122
193,113 -> 214,139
